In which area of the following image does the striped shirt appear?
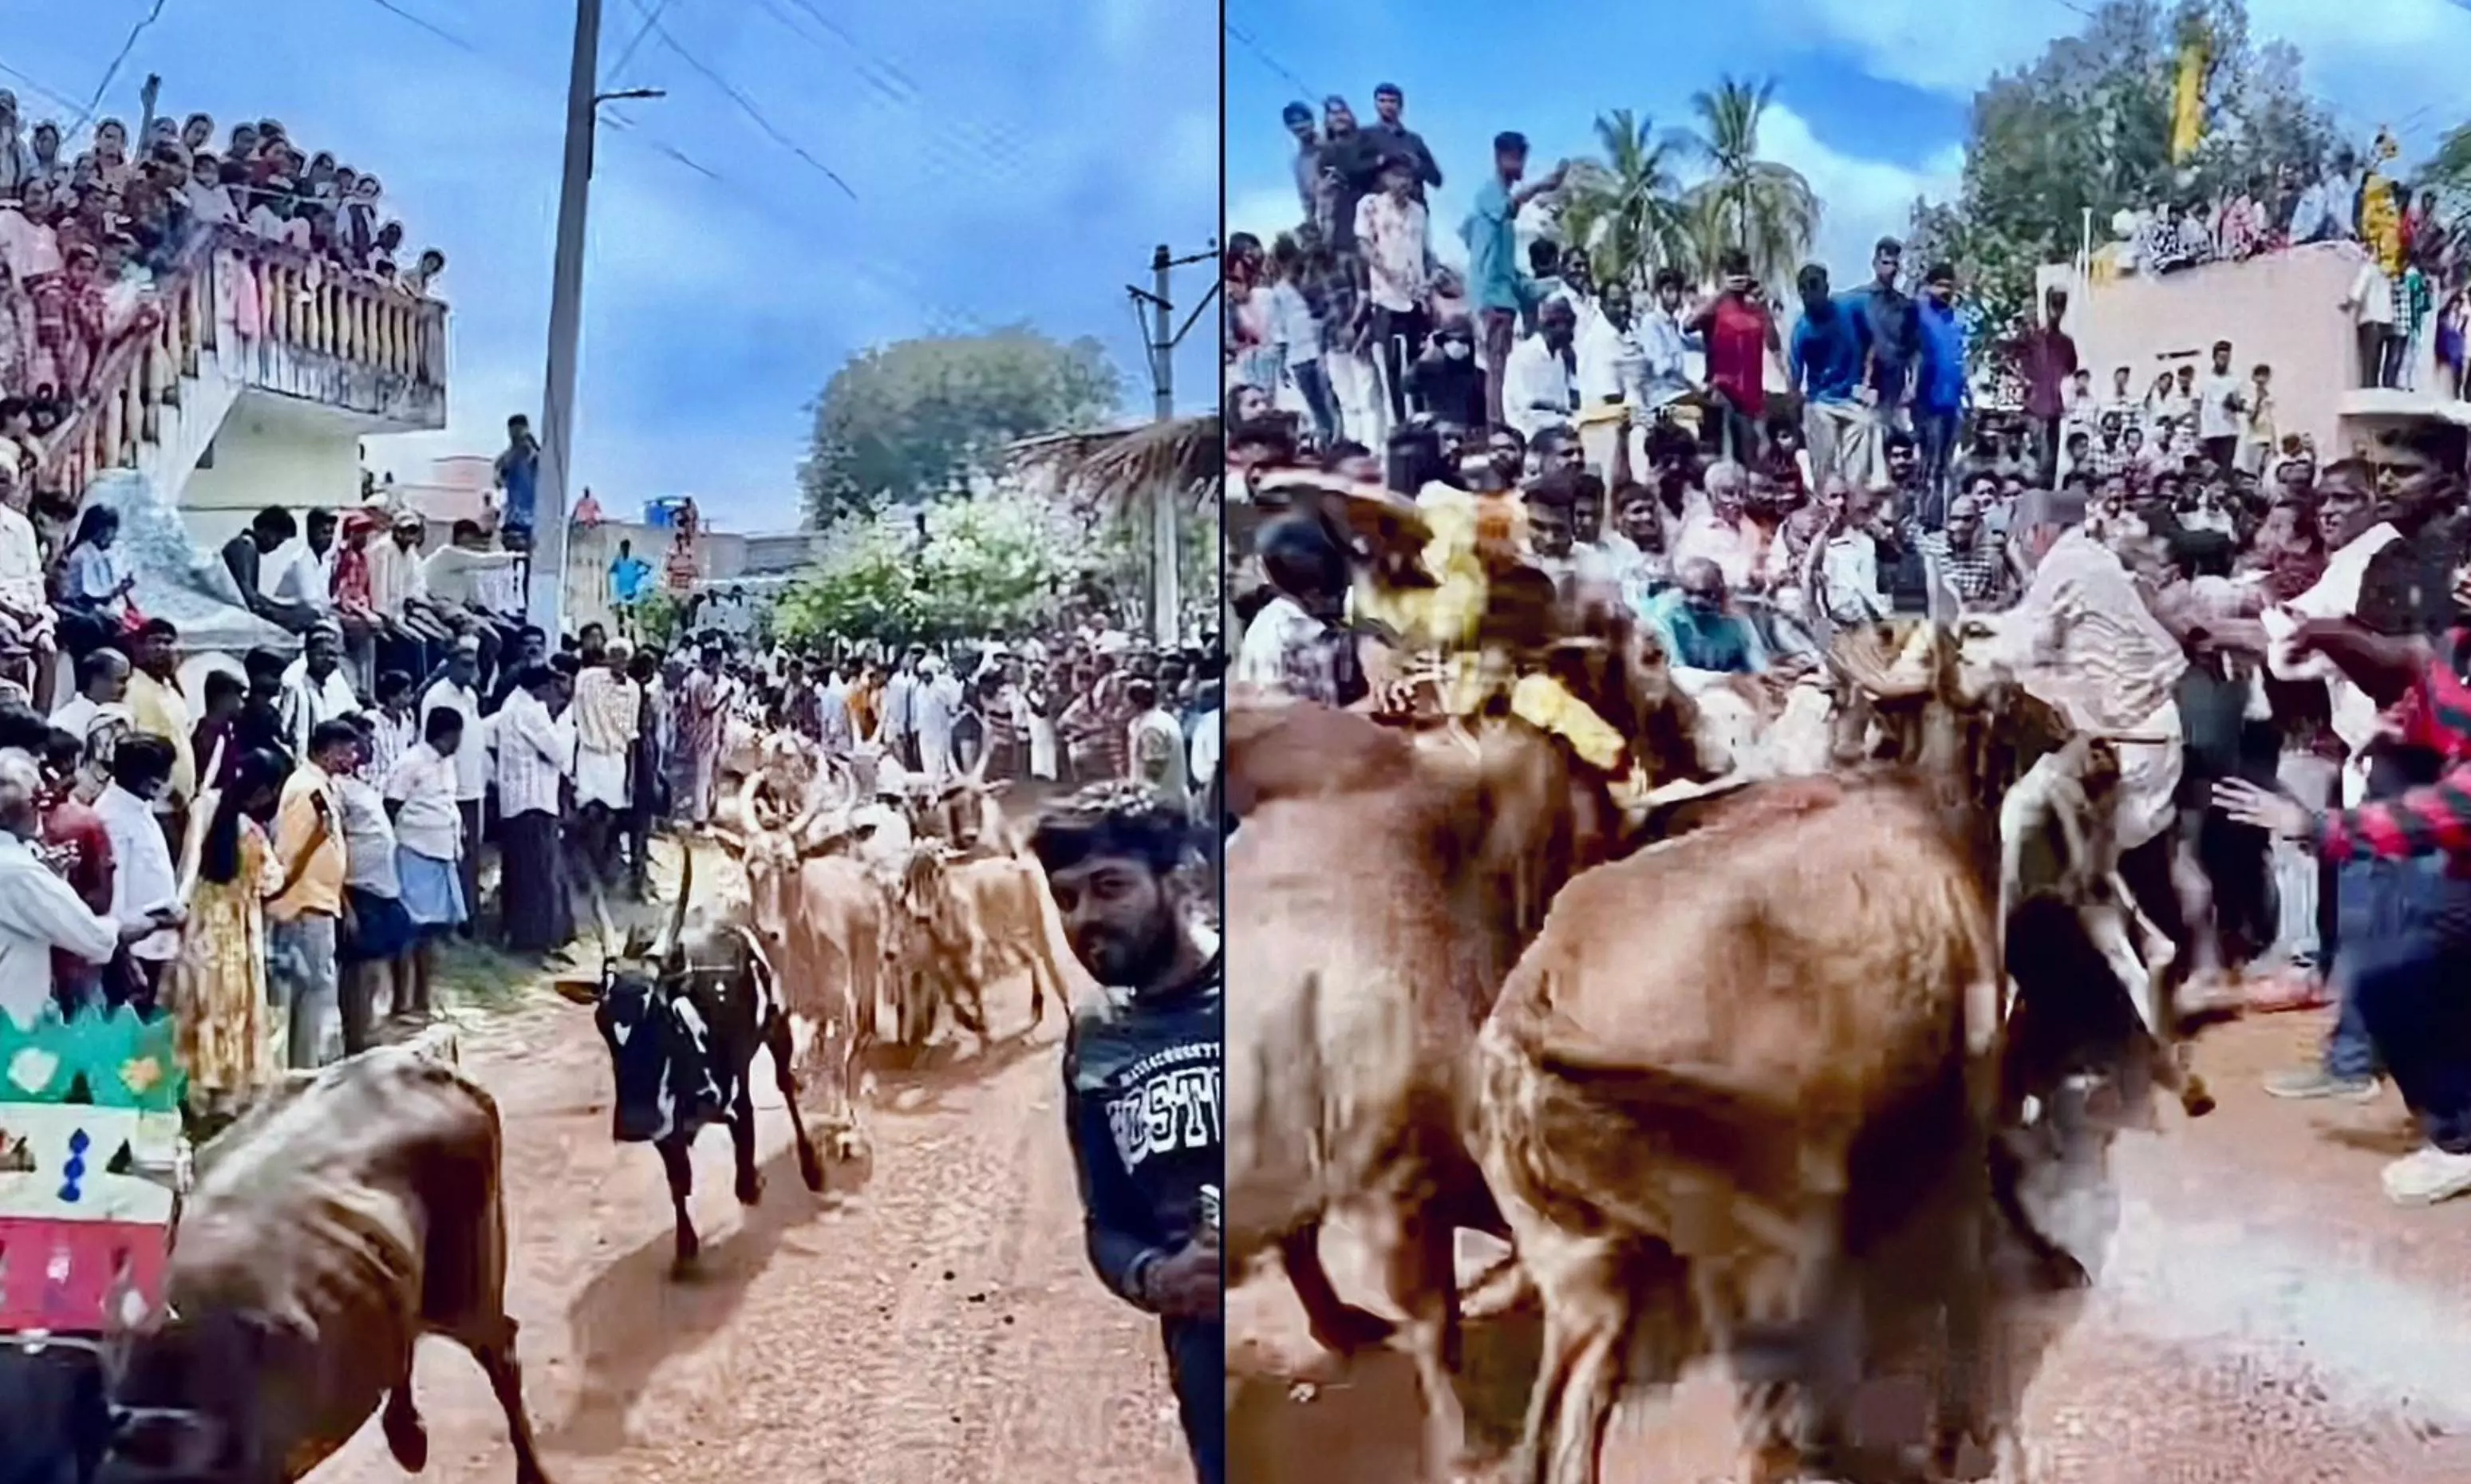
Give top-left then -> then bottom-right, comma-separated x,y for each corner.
2011,528 -> 2189,732
2317,628 -> 2471,870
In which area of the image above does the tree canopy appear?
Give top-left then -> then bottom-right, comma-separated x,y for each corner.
1905,0 -> 2339,364
1557,81 -> 1818,294
772,483 -> 1109,646
797,327 -> 1123,528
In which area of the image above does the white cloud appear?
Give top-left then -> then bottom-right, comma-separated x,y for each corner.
1755,102 -> 1964,278
1760,0 -> 2063,97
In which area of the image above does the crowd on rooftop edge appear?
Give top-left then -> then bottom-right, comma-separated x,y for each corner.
1227,83 -> 2471,1211
0,81 -> 447,468
0,401 -> 1223,1132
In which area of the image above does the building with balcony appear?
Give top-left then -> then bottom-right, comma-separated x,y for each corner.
37,226 -> 448,654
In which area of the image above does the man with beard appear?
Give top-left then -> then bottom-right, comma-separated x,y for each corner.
1502,297 -> 1579,439
1464,130 -> 1565,428
1033,786 -> 1222,1484
1790,262 -> 1869,486
1361,82 -> 1440,199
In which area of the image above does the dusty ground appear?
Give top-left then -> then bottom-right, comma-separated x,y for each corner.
310,845 -> 1191,1484
1229,1011 -> 2471,1483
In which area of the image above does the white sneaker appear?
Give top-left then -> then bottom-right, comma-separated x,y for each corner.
2381,1146 -> 2471,1207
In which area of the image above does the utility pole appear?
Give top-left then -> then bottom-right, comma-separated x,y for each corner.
528,0 -> 661,634
1127,243 -> 1218,646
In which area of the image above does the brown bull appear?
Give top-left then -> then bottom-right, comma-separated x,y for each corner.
103,1042 -> 550,1484
1226,701 -> 1624,1476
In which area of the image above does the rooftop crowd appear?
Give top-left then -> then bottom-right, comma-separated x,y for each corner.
1229,85 -> 2471,1210
0,79 -> 447,483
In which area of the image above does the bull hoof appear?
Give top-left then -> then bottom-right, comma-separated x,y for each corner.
1307,1303 -> 1397,1356
2178,1077 -> 2216,1119
736,1171 -> 766,1206
381,1395 -> 429,1472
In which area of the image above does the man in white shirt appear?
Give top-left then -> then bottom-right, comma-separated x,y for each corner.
570,642 -> 641,886
1575,278 -> 1648,409
2194,339 -> 2248,474
94,733 -> 184,1001
280,620 -> 362,760
0,749 -> 166,1024
2342,255 -> 2398,390
49,647 -> 132,764
0,472 -> 56,685
493,664 -> 571,957
420,637 -> 488,928
1669,461 -> 1762,591
1354,155 -> 1432,428
1502,299 -> 1580,439
260,507 -> 339,611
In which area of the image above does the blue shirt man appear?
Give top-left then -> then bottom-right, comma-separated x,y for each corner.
1916,287 -> 1968,414
1462,131 -> 1564,315
1789,266 -> 1864,405
1846,236 -> 1920,407
609,542 -> 653,605
495,415 -> 540,533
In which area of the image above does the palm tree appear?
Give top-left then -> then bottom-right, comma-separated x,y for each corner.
1557,109 -> 1695,291
1680,76 -> 1821,288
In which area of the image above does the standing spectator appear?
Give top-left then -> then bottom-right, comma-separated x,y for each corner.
385,705 -> 467,1014
97,733 -> 181,1012
270,721 -> 354,1067
123,618 -> 194,838
1312,97 -> 1382,262
2011,287 -> 2078,485
35,725 -> 114,1013
1462,132 -> 1565,428
2196,339 -> 2248,474
1405,314 -> 1486,432
278,620 -> 361,759
419,637 -> 487,926
879,645 -> 922,773
366,669 -> 416,781
495,414 -> 541,541
625,648 -> 663,899
0,748 -> 161,1031
336,717 -> 413,1052
671,640 -> 727,825
1912,262 -> 1968,527
1033,788 -> 1224,1484
916,654 -> 965,784
570,640 -> 641,887
1264,235 -> 1336,443
1126,678 -> 1191,812
1790,262 -> 1866,484
2240,363 -> 2278,477
1691,250 -> 1778,464
0,461 -> 55,695
1849,237 -> 1920,451
1356,155 -> 1432,427
607,538 -> 653,634
2342,251 -> 2398,390
1361,83 -> 1441,197
1281,103 -> 1319,221
494,665 -> 570,957
49,647 -> 132,756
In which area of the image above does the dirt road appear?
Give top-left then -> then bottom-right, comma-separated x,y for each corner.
1230,1011 -> 2471,1482
312,890 -> 1190,1484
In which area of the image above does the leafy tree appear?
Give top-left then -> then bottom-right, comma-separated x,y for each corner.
1559,109 -> 1695,292
772,484 -> 1107,646
797,327 -> 1124,528
1908,0 -> 2339,367
1680,76 -> 1820,290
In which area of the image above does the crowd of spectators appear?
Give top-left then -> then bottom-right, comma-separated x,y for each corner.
0,79 -> 447,467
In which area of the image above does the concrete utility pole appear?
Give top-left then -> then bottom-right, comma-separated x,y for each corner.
1127,242 -> 1218,646
529,0 -> 660,634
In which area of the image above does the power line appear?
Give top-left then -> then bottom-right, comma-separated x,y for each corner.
359,0 -> 482,53
606,0 -> 680,86
626,0 -> 856,198
1223,20 -> 1316,105
0,61 -> 87,119
73,0 -> 172,132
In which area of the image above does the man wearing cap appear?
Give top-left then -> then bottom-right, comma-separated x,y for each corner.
1281,103 -> 1320,222
1363,83 -> 1440,199
278,619 -> 361,760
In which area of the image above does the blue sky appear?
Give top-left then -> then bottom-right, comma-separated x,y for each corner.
1228,0 -> 2471,293
10,0 -> 1218,533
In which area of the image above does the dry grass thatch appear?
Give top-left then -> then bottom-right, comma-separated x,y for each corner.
1008,414 -> 1222,514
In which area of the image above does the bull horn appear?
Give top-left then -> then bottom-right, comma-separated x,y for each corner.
657,847 -> 694,960
735,772 -> 768,830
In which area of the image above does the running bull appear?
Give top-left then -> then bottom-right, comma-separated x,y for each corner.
560,851 -> 826,1273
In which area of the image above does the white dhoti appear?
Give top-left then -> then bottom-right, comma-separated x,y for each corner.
2109,701 -> 2185,854
576,747 -> 630,810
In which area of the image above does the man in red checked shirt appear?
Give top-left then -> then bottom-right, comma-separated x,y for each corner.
2216,581 -> 2471,1208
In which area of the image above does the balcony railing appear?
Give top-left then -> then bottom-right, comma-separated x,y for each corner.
37,225 -> 448,507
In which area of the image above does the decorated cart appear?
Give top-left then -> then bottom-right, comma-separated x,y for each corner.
0,1005 -> 189,1481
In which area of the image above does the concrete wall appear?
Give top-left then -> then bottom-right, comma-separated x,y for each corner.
177,400 -> 364,550
2039,242 -> 2376,459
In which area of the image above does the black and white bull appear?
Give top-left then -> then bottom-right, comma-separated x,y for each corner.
559,852 -> 825,1273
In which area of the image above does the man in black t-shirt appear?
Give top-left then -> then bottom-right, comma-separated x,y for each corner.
1032,786 -> 1222,1484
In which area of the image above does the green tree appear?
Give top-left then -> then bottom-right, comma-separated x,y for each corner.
1908,0 -> 2339,366
1680,76 -> 1821,289
797,327 -> 1124,528
1557,109 -> 1695,292
773,484 -> 1104,647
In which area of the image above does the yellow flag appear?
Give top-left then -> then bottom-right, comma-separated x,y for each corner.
2171,30 -> 2210,164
